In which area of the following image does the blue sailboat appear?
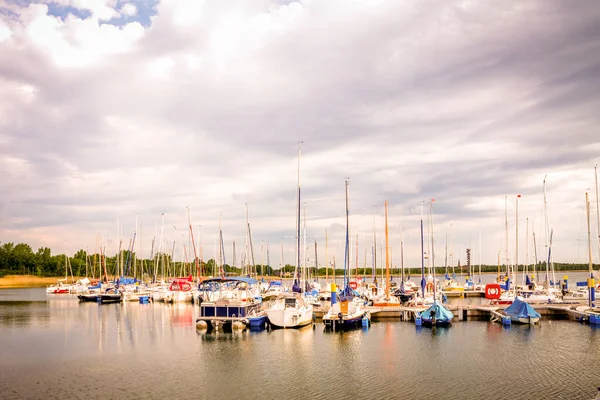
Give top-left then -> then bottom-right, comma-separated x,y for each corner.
419,300 -> 454,327
503,297 -> 541,324
322,180 -> 368,330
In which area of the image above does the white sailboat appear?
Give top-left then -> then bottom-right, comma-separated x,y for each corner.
266,144 -> 313,328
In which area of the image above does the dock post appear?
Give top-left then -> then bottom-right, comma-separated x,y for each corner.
415,312 -> 422,327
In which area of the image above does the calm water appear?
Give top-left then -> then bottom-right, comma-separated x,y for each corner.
0,288 -> 599,400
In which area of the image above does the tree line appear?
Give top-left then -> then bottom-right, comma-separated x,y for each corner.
0,242 -> 597,279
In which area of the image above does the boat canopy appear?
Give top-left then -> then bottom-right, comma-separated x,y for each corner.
505,297 -> 541,319
200,277 -> 258,285
420,300 -> 455,321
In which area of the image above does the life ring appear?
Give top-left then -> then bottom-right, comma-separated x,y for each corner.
426,282 -> 434,292
485,283 -> 502,300
349,281 -> 358,290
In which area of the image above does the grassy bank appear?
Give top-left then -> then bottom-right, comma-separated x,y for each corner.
0,275 -> 64,288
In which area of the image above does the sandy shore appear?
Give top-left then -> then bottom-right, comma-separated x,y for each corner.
0,275 -> 68,288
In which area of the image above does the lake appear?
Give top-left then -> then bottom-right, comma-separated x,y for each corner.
0,287 -> 598,399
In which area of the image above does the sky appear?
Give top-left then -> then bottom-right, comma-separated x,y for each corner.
1,0 -> 600,271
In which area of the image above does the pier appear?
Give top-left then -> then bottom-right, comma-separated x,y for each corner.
314,304 -> 598,323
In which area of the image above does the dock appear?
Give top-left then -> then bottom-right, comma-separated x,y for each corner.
314,303 -> 597,323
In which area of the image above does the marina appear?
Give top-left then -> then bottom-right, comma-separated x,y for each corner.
1,286 -> 599,399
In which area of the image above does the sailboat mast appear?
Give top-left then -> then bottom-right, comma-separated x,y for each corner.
524,218 -> 529,285
296,144 -> 302,290
504,196 -> 509,279
516,194 -> 520,288
478,227 -> 482,283
595,165 -> 600,261
420,202 -> 426,296
355,234 -> 359,282
343,179 -> 350,292
384,200 -> 390,298
373,205 -> 377,284
586,192 -> 596,307
325,229 -> 328,283
401,227 -> 405,287
430,200 -> 436,298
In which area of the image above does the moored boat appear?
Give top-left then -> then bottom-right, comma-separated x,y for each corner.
100,287 -> 123,304
418,300 -> 454,327
502,297 -> 541,324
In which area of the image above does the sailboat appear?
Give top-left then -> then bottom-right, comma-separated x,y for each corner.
46,253 -> 73,294
266,145 -> 313,328
372,201 -> 400,307
323,180 -> 368,329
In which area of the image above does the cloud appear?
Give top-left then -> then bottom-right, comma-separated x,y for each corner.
0,0 -> 599,271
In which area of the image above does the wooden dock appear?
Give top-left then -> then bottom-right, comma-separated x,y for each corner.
314,303 -> 591,322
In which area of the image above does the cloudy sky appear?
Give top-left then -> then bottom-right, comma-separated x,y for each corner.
1,0 -> 599,271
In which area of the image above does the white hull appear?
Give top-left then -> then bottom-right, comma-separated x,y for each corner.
266,307 -> 313,328
514,316 -> 540,325
164,291 -> 193,303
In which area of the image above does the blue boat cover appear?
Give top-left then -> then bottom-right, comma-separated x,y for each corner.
200,277 -> 257,285
505,297 -> 541,319
420,301 -> 454,323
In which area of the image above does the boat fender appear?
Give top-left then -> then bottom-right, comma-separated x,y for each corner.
338,312 -> 343,321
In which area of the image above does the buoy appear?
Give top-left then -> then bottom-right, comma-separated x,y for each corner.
196,320 -> 208,330
415,313 -> 422,327
362,313 -> 370,328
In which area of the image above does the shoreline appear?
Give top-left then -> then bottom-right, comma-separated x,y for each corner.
0,275 -> 71,288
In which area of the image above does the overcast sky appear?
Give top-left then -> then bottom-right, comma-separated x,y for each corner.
1,0 -> 599,271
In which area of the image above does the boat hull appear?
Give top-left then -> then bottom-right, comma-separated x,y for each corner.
77,294 -> 100,302
100,294 -> 123,304
323,313 -> 365,330
266,308 -> 313,329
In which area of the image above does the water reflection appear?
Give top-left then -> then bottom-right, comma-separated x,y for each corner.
1,289 -> 599,400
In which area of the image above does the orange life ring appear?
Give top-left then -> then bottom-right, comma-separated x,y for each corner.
349,281 -> 358,290
426,282 -> 434,291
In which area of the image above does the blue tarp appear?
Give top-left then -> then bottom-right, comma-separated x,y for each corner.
118,277 -> 137,285
200,276 -> 257,285
420,300 -> 454,323
505,297 -> 541,319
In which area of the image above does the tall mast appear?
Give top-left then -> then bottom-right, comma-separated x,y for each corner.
401,226 -> 405,289
296,144 -> 302,290
420,201 -> 426,296
586,192 -> 596,307
543,176 -> 550,283
325,229 -> 328,283
384,200 -> 390,298
373,205 -> 377,284
516,194 -> 521,289
524,218 -> 529,286
478,227 -> 482,283
430,199 -> 436,298
504,196 -> 509,278
343,179 -> 350,293
355,234 -> 359,282
595,165 -> 600,262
